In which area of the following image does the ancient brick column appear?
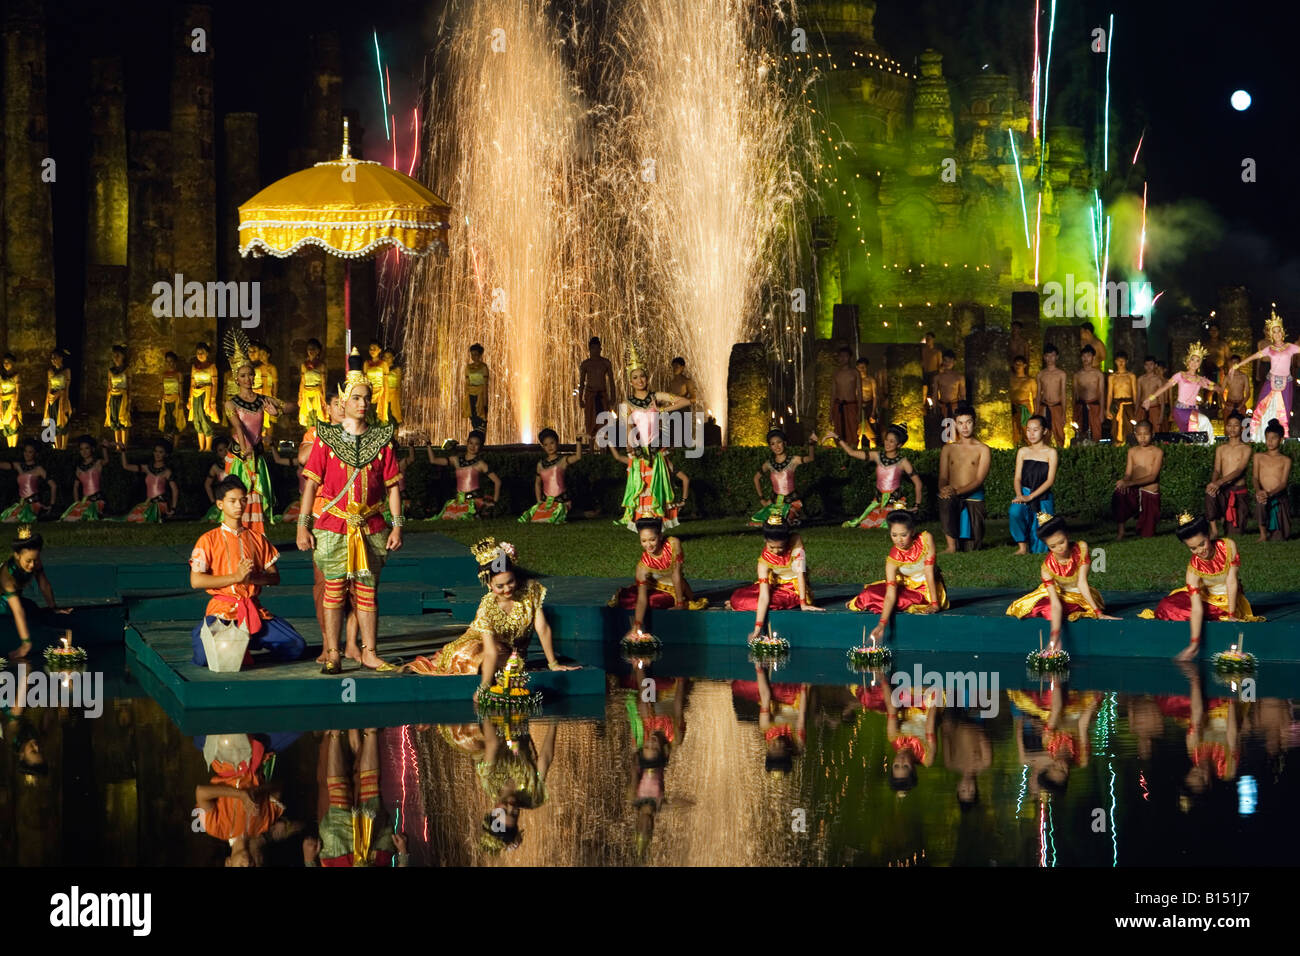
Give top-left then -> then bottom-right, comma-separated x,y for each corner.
1216,286 -> 1253,361
84,56 -> 129,417
726,342 -> 769,446
126,130 -> 174,417
884,342 -> 924,442
3,0 -> 56,391
171,4 -> 217,350
965,328 -> 1011,448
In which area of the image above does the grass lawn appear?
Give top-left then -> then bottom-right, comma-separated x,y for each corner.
27,515 -> 1300,592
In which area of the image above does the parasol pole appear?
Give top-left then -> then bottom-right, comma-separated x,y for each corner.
343,118 -> 353,355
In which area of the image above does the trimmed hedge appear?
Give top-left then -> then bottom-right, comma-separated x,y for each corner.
2,441 -> 1296,524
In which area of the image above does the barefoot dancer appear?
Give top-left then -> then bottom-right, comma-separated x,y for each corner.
190,342 -> 219,452
159,351 -> 186,443
518,429 -> 581,524
1008,415 -> 1058,554
1143,343 -> 1220,434
1140,513 -> 1264,660
1010,355 -> 1037,446
1108,351 -> 1139,443
750,427 -> 816,526
1253,419 -> 1292,541
835,424 -> 922,529
1205,411 -> 1252,537
1111,419 -> 1164,539
829,346 -> 862,442
1006,514 -> 1118,653
0,353 -> 21,449
1036,345 -> 1068,446
727,514 -> 822,638
610,517 -> 709,636
1232,311 -> 1300,438
847,510 -> 948,640
578,337 -> 616,444
937,403 -> 990,552
611,342 -> 693,530
188,476 -> 306,668
44,348 -> 72,450
297,353 -> 403,674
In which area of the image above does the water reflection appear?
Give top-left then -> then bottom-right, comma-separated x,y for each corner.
4,662 -> 1300,866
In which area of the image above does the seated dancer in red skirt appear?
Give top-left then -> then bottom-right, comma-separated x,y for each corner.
726,513 -> 822,638
609,517 -> 708,636
1111,418 -> 1164,539
847,510 -> 948,640
1006,513 -> 1117,653
1139,512 -> 1264,661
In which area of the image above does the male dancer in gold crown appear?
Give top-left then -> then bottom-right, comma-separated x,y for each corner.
297,348 -> 403,674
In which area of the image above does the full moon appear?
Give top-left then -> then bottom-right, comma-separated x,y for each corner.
1231,89 -> 1252,111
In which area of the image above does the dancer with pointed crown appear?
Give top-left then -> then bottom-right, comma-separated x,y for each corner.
298,348 -> 403,674
223,329 -> 288,535
1231,310 -> 1300,438
1143,342 -> 1222,434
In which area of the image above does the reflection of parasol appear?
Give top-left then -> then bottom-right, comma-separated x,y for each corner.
238,118 -> 450,352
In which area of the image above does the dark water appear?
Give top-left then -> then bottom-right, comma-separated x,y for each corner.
2,650 -> 1297,867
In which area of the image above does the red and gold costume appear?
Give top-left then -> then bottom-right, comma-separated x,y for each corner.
1006,540 -> 1103,620
848,531 -> 948,613
1138,537 -> 1263,622
729,544 -> 809,611
608,537 -> 708,610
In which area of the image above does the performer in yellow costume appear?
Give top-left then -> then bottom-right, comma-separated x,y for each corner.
297,338 -> 328,427
158,351 -> 186,439
44,348 -> 72,450
0,353 -> 21,448
363,340 -> 388,425
254,342 -> 279,433
381,348 -> 402,427
189,342 -> 219,452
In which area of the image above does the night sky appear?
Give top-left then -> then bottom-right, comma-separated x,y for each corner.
37,0 -> 1300,344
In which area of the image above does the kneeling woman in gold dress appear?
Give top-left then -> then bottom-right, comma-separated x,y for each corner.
1006,513 -> 1118,652
404,538 -> 576,687
847,509 -> 948,643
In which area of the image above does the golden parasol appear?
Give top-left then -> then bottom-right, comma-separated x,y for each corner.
238,118 -> 451,351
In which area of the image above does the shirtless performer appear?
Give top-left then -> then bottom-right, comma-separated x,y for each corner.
829,346 -> 862,443
1010,355 -> 1037,446
1111,419 -> 1164,538
1073,346 -> 1105,444
1204,411 -> 1252,537
929,349 -> 965,423
920,332 -> 942,392
579,337 -> 617,446
1036,344 -> 1068,446
667,357 -> 696,410
1008,320 -> 1028,368
1137,356 -> 1166,431
1221,355 -> 1252,426
856,358 -> 877,449
1080,321 -> 1107,370
1253,419 -> 1292,541
937,404 -> 991,552
1107,351 -> 1138,443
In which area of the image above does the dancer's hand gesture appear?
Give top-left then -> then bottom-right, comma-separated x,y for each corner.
296,526 -> 316,552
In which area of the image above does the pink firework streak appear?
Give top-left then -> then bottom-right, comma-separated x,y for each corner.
1138,181 -> 1147,270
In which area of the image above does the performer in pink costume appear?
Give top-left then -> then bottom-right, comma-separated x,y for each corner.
0,440 -> 55,523
429,431 -> 501,520
61,435 -> 109,521
1142,343 -> 1221,433
1232,312 -> 1300,438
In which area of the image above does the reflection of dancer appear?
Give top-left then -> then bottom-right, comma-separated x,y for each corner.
610,517 -> 708,634
625,666 -> 686,858
405,538 -> 575,684
750,428 -> 815,526
835,424 -> 921,529
847,510 -> 948,635
194,734 -> 287,867
1009,686 -> 1100,801
727,515 -> 822,637
518,429 -> 581,524
1008,416 -> 1057,554
307,729 -> 401,867
429,431 -> 500,520
1233,312 -> 1299,438
733,664 -> 808,778
1006,514 -> 1118,653
0,441 -> 55,523
1139,513 -> 1264,661
188,476 -> 305,668
476,717 -> 556,855
942,709 -> 991,811
60,436 -> 108,521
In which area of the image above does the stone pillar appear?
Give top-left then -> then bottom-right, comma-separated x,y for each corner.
126,130 -> 174,419
1111,325 -> 1148,371
813,217 -> 840,340
1166,313 -> 1206,375
84,56 -> 129,416
1217,286 -> 1253,360
965,328 -> 1011,448
883,343 -> 924,442
221,112 -> 265,425
1011,289 -> 1042,371
171,4 -> 217,349
3,0 -> 56,388
726,342 -> 768,446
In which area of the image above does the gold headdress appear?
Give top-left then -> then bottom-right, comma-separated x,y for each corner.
16,524 -> 33,541
626,340 -> 647,376
1177,511 -> 1195,527
223,328 -> 253,372
1265,310 -> 1286,337
337,347 -> 368,401
1035,511 -> 1055,526
472,537 -> 518,582
765,512 -> 787,527
1185,342 -> 1208,365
